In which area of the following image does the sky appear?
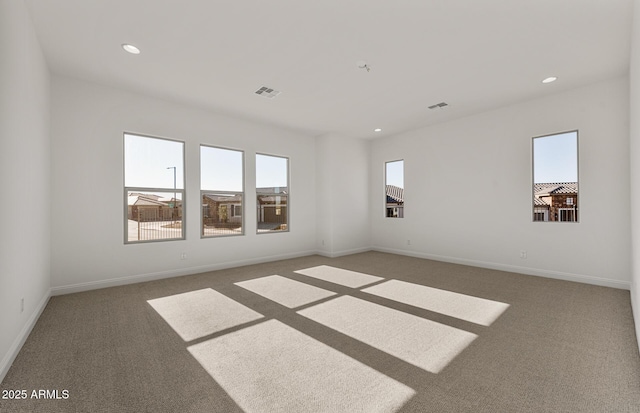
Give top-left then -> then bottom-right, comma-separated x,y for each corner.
125,134 -> 288,194
125,132 -> 573,197
125,134 -> 184,189
255,153 -> 288,188
533,131 -> 578,183
386,160 -> 404,188
201,146 -> 243,191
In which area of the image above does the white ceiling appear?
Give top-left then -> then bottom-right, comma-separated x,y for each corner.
25,0 -> 633,139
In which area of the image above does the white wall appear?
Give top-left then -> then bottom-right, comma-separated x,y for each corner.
371,77 -> 631,289
50,76 -> 317,293
630,0 -> 640,351
0,0 -> 51,381
315,134 -> 370,256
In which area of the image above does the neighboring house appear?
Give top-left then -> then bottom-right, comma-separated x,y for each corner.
128,192 -> 161,201
202,194 -> 243,226
533,182 -> 578,222
128,193 -> 181,221
386,185 -> 404,218
257,187 -> 288,229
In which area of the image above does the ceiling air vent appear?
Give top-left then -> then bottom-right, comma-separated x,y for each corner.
255,86 -> 281,99
428,102 -> 449,110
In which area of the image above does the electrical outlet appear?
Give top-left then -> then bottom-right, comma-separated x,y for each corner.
520,250 -> 527,259
180,252 -> 187,260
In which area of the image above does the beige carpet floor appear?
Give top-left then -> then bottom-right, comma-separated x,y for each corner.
1,251 -> 639,412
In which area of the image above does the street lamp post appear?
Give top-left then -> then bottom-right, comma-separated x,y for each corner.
167,166 -> 176,223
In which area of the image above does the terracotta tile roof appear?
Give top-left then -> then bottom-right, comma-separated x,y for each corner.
534,197 -> 550,206
386,185 -> 404,202
257,186 -> 288,194
127,195 -> 167,206
128,192 -> 162,200
203,194 -> 242,202
534,182 -> 577,195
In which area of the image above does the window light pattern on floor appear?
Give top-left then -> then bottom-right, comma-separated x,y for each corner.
235,275 -> 337,308
298,295 -> 478,373
362,279 -> 510,326
294,265 -> 383,288
148,265 -> 510,412
147,288 -> 263,341
188,319 -> 415,413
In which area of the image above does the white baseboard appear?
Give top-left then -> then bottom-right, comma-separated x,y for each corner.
0,289 -> 51,384
51,250 -> 318,296
316,246 -> 372,258
631,280 -> 640,355
52,246 -> 631,296
371,246 -> 631,290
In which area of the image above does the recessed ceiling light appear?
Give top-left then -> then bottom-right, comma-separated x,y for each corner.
122,44 -> 140,54
374,128 -> 382,132
542,76 -> 557,84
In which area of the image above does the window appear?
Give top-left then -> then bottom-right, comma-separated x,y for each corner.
532,131 -> 578,223
385,160 -> 404,218
533,209 -> 549,222
559,208 -> 577,222
256,154 -> 289,233
124,133 -> 185,243
201,145 -> 244,237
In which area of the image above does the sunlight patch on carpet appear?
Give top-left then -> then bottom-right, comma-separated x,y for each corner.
147,288 -> 263,341
235,275 -> 337,308
362,280 -> 509,326
294,265 -> 384,288
188,319 -> 415,413
298,296 -> 477,373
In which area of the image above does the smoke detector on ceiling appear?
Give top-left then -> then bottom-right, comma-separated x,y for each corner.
255,86 -> 281,99
356,60 -> 371,72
